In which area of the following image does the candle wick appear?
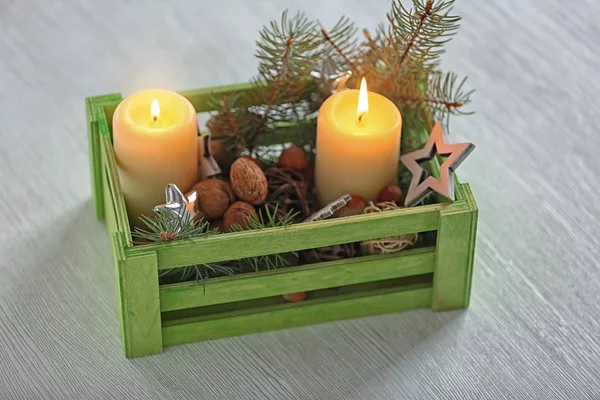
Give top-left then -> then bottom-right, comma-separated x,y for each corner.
153,116 -> 158,122
358,112 -> 366,123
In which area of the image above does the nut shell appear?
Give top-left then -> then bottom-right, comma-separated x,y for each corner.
378,184 -> 403,204
278,145 -> 309,171
282,292 -> 307,302
192,179 -> 231,219
334,195 -> 366,218
223,201 -> 256,232
240,155 -> 264,170
216,180 -> 236,203
209,218 -> 227,233
229,157 -> 268,205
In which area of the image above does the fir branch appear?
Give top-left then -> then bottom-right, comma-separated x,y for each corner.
263,36 -> 293,122
132,210 -> 217,243
384,0 -> 461,86
159,263 -> 237,287
220,95 -> 243,141
392,0 -> 433,71
319,16 -> 359,71
229,206 -> 299,272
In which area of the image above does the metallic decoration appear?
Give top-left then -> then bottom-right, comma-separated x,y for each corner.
303,193 -> 352,222
310,56 -> 352,95
198,131 -> 221,180
154,184 -> 197,230
400,122 -> 475,207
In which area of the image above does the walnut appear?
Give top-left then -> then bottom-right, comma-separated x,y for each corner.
223,201 -> 256,232
192,178 -> 232,219
229,157 -> 268,205
278,145 -> 309,171
240,155 -> 264,170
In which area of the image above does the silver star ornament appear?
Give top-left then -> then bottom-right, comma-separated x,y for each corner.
154,184 -> 197,230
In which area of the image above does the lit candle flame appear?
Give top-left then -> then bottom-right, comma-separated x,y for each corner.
151,99 -> 160,122
357,77 -> 368,123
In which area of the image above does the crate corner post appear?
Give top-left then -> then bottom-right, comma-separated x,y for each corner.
431,191 -> 478,311
113,234 -> 163,358
86,96 -> 104,220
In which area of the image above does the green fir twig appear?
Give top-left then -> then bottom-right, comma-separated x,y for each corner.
132,210 -> 217,243
229,206 -> 299,272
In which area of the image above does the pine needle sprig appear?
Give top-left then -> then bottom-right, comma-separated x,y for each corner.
229,206 -> 299,272
319,16 -> 359,72
159,263 -> 237,288
132,210 -> 217,243
386,0 -> 460,77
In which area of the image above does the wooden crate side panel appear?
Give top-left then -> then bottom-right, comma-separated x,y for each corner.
432,203 -> 477,310
115,248 -> 163,358
127,202 -> 466,269
160,247 -> 436,311
162,284 -> 432,346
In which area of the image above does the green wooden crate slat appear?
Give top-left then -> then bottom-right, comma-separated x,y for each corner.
115,247 -> 163,357
127,202 -> 469,270
160,247 -> 436,312
111,233 -> 127,347
459,183 -> 478,304
86,94 -> 123,219
179,82 -> 258,113
87,118 -> 103,220
162,284 -> 432,346
102,168 -> 118,239
100,135 -> 133,247
432,198 -> 477,310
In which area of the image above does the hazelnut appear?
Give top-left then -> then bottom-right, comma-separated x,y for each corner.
230,157 -> 268,205
334,195 -> 366,217
192,179 -> 231,219
216,180 -> 236,203
278,145 -> 309,171
282,292 -> 307,302
378,184 -> 403,204
208,219 -> 227,233
223,201 -> 256,232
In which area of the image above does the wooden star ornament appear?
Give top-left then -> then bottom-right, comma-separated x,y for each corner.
400,122 -> 475,207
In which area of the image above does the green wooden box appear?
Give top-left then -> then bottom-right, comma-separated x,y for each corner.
86,83 -> 478,358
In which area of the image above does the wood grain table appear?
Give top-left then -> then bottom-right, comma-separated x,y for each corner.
1,0 -> 598,398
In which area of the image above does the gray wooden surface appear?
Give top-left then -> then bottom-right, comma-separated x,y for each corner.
1,0 -> 598,398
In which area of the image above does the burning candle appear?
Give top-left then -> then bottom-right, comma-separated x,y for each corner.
113,89 -> 198,227
314,78 -> 402,205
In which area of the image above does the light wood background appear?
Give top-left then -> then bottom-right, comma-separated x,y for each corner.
1,0 -> 599,398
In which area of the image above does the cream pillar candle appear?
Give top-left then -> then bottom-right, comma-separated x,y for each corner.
314,78 -> 402,205
113,89 -> 198,227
